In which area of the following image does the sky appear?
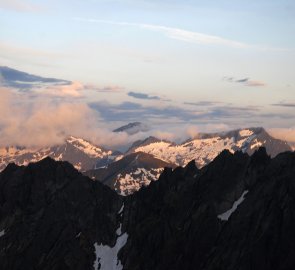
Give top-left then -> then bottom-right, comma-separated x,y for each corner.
0,0 -> 295,148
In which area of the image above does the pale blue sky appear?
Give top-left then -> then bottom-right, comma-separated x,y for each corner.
1,0 -> 295,135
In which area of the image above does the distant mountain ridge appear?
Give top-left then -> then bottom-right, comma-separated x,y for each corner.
0,136 -> 121,172
86,127 -> 291,195
127,127 -> 291,167
0,127 -> 292,195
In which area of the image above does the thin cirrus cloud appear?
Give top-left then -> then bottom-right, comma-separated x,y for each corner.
74,18 -> 250,49
223,76 -> 266,87
184,101 -> 223,106
84,84 -> 124,92
128,91 -> 161,100
271,102 -> 295,108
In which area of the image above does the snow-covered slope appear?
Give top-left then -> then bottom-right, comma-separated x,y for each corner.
127,128 -> 292,168
85,152 -> 175,196
0,136 -> 120,172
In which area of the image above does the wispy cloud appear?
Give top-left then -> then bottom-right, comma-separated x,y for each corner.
128,91 -> 160,100
223,76 -> 266,87
84,84 -> 124,92
184,101 -> 223,106
74,18 -> 250,49
271,102 -> 295,108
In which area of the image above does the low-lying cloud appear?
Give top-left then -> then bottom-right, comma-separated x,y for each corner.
0,87 -> 144,149
42,81 -> 84,97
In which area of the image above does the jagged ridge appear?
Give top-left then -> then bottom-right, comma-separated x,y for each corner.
1,148 -> 295,269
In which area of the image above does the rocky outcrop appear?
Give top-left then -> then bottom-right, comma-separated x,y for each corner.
0,158 -> 122,270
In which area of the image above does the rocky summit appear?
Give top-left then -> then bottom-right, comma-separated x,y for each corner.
1,148 -> 295,270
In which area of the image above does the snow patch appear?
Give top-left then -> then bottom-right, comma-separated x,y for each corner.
0,230 -> 5,237
218,190 -> 249,221
115,168 -> 163,196
116,224 -> 122,235
241,135 -> 256,153
93,232 -> 128,270
250,139 -> 263,149
239,129 -> 254,137
118,203 -> 124,215
67,136 -> 107,158
74,162 -> 82,171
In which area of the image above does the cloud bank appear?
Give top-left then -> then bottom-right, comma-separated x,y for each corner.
0,87 -> 143,149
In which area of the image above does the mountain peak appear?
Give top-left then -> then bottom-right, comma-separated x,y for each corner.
113,122 -> 149,135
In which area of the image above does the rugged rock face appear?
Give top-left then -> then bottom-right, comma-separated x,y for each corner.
0,158 -> 122,270
1,148 -> 295,270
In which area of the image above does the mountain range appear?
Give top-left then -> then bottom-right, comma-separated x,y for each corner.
0,66 -> 293,196
1,147 -> 295,269
0,136 -> 121,172
0,127 -> 292,195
